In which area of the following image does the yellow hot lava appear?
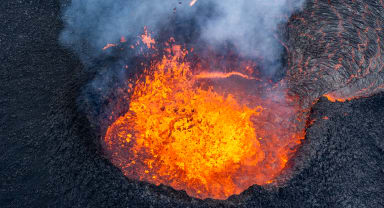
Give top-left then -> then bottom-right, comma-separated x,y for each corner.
104,33 -> 304,199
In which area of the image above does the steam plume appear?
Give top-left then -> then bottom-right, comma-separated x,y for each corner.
60,0 -> 305,74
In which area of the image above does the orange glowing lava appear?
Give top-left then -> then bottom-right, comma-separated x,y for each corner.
102,43 -> 117,50
194,71 -> 260,80
141,27 -> 155,49
323,93 -> 353,102
103,32 -> 305,199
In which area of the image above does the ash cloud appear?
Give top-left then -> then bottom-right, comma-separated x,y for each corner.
60,0 -> 305,74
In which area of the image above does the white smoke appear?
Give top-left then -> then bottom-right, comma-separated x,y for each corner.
60,0 -> 305,73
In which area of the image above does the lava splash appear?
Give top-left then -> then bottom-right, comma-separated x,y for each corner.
104,35 -> 305,199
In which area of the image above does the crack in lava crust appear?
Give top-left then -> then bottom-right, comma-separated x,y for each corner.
104,39 -> 304,199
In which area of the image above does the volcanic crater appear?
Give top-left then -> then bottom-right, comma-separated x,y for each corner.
74,0 -> 384,204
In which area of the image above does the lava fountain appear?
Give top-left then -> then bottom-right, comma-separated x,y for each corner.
103,32 -> 305,200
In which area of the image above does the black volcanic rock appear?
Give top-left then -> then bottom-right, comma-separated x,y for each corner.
286,0 -> 384,107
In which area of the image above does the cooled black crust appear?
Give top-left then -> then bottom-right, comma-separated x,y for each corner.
286,0 -> 384,106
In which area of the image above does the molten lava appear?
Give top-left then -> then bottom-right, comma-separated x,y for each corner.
323,93 -> 349,102
104,33 -> 305,199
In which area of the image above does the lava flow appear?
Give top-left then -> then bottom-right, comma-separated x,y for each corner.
103,33 -> 305,200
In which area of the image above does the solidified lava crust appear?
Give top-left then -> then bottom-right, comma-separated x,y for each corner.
286,0 -> 384,106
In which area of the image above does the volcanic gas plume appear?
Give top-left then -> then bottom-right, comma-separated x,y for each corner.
103,33 -> 305,199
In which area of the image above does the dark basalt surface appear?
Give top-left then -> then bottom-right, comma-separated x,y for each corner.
1,0 -> 384,207
286,0 -> 384,107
